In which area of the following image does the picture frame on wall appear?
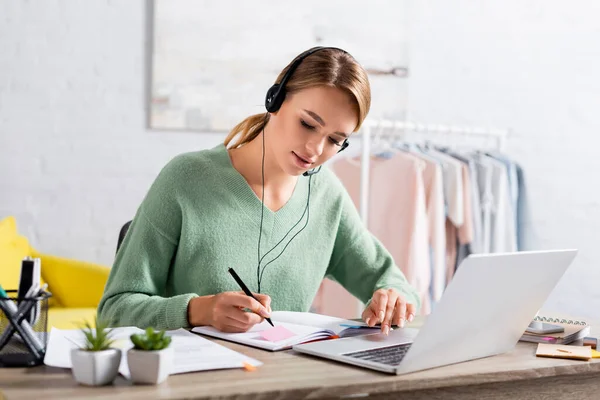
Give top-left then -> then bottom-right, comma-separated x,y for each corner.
150,0 -> 409,132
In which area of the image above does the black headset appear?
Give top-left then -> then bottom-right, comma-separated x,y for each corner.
255,46 -> 353,293
264,46 -> 351,159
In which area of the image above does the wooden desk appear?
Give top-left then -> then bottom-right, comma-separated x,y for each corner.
2,327 -> 599,399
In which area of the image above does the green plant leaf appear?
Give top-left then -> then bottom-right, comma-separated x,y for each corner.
130,326 -> 171,350
78,317 -> 115,351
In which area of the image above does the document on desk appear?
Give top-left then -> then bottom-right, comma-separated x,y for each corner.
44,327 -> 262,378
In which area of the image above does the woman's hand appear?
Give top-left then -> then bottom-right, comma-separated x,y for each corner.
188,291 -> 271,333
361,288 -> 416,335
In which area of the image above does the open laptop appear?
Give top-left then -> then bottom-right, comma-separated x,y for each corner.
293,250 -> 578,375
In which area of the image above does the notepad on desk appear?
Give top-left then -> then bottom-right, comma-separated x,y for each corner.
536,343 -> 592,361
191,311 -> 382,351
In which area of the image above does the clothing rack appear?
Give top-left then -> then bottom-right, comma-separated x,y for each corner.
352,119 -> 509,317
356,119 -> 509,227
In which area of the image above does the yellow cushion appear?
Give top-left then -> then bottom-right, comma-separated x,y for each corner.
0,216 -> 32,291
47,307 -> 97,330
36,253 -> 109,308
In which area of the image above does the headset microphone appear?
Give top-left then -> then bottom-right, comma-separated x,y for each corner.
256,46 -> 353,292
302,166 -> 322,177
301,138 -> 350,177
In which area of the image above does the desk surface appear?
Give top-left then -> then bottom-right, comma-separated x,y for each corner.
2,322 -> 600,400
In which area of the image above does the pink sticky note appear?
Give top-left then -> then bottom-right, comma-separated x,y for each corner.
260,326 -> 296,342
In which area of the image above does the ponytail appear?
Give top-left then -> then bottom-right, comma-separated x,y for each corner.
224,113 -> 269,149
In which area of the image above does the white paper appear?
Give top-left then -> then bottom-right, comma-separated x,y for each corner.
269,311 -> 360,334
43,326 -> 142,377
44,327 -> 262,378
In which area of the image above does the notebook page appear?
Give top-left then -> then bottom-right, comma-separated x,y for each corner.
269,311 -> 361,335
192,320 -> 335,351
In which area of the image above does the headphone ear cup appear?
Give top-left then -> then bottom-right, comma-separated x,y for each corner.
265,84 -> 285,113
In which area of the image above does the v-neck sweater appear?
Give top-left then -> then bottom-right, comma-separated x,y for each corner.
97,144 -> 420,329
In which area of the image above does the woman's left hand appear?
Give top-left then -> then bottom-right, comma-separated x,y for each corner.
361,288 -> 416,335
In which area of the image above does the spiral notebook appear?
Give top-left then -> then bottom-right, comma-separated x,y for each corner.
520,316 -> 590,345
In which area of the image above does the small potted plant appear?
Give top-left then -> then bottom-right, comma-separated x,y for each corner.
70,318 -> 121,386
127,327 -> 173,384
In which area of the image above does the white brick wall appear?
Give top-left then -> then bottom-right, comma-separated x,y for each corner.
0,0 -> 224,263
1,0 -> 598,318
407,0 -> 600,318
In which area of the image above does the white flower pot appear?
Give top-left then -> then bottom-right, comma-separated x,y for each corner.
70,348 -> 121,386
127,347 -> 173,385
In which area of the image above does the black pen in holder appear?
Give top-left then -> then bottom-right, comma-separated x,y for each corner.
0,289 -> 51,367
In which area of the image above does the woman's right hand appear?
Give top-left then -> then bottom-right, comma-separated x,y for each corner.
188,291 -> 272,333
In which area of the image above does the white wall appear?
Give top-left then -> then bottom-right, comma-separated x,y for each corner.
407,0 -> 600,319
0,0 -> 224,265
1,0 -> 599,319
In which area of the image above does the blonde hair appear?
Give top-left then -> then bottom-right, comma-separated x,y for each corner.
224,48 -> 371,149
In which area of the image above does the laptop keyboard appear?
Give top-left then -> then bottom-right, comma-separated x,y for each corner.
343,343 -> 412,366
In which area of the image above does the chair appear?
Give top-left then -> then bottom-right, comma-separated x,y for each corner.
116,221 -> 132,253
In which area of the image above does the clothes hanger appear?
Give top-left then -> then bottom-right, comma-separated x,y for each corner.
369,119 -> 394,158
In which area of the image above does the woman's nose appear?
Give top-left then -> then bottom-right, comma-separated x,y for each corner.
305,135 -> 326,157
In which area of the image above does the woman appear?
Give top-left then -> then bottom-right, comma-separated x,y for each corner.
98,46 -> 420,335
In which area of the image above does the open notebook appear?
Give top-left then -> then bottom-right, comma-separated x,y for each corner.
191,311 -> 381,351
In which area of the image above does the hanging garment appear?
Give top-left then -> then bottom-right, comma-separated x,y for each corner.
466,153 -> 494,253
487,152 -> 519,239
440,150 -> 483,254
424,148 -> 467,276
434,149 -> 476,274
407,151 -> 446,303
329,152 -> 432,315
515,163 -> 535,251
311,278 -> 359,319
468,153 -> 517,253
424,149 -> 465,228
454,162 -> 475,271
485,156 -> 517,253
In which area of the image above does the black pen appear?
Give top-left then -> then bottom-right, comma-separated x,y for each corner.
228,268 -> 274,327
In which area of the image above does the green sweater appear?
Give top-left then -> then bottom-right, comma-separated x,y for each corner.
97,144 -> 420,329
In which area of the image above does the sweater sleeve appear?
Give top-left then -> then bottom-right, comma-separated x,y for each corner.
97,156 -> 198,329
325,175 -> 421,312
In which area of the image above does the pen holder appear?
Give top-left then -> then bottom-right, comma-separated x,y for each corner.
0,289 -> 51,367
